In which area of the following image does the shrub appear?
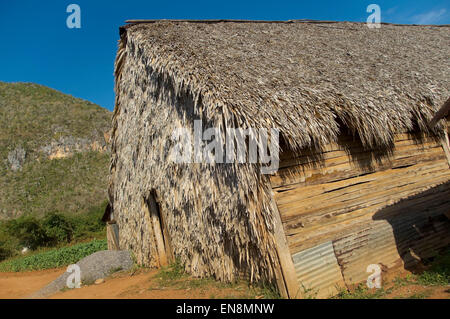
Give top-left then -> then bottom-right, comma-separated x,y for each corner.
0,238 -> 15,261
0,201 -> 107,262
0,223 -> 18,261
41,212 -> 74,245
69,201 -> 107,240
4,215 -> 49,249
0,239 -> 107,272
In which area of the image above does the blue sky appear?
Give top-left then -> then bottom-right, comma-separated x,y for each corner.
0,0 -> 449,111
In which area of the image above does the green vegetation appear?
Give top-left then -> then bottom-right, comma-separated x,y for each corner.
333,284 -> 392,299
0,201 -> 107,262
1,151 -> 110,217
416,248 -> 450,286
0,239 -> 107,272
154,259 -> 187,285
151,260 -> 281,299
0,82 -> 110,156
391,249 -> 450,287
298,284 -> 319,299
0,82 -> 111,218
398,290 -> 433,299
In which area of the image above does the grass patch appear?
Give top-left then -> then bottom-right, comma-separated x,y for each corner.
416,248 -> 450,286
248,284 -> 282,299
332,284 -> 392,299
405,290 -> 433,299
153,259 -> 188,287
392,248 -> 450,288
0,239 -> 106,272
298,283 -> 319,299
392,274 -> 416,288
151,259 -> 281,299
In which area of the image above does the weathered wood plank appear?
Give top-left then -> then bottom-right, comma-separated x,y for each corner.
107,222 -> 120,250
287,185 -> 450,254
271,132 -> 450,258
281,170 -> 450,230
275,159 -> 448,206
440,131 -> 450,167
278,161 -> 449,215
271,200 -> 301,299
272,144 -> 444,189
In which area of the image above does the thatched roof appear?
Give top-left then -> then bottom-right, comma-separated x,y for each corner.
118,20 -> 449,151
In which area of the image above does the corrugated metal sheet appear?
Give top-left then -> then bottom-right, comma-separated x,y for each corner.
333,221 -> 399,285
292,241 -> 346,298
333,212 -> 450,286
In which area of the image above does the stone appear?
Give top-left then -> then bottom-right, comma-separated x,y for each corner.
94,278 -> 105,285
7,147 -> 26,171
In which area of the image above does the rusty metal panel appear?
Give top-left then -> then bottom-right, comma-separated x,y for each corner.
333,212 -> 450,286
292,241 -> 346,298
332,221 -> 399,285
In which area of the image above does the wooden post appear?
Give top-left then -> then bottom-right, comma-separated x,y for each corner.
271,197 -> 301,299
155,200 -> 175,263
440,131 -> 450,167
429,97 -> 450,129
106,222 -> 120,250
147,193 -> 169,267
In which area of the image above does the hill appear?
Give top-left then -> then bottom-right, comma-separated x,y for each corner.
0,82 -> 111,219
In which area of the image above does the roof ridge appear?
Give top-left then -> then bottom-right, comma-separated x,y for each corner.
124,19 -> 450,27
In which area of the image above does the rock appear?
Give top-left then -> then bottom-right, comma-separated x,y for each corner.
94,278 -> 105,285
27,250 -> 134,298
39,135 -> 108,159
7,147 -> 26,171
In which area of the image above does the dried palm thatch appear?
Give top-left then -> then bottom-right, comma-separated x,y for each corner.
110,20 -> 450,286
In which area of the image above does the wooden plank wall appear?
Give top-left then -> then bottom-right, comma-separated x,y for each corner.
270,133 -> 450,296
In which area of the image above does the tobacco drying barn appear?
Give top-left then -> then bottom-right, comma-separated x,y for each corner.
109,20 -> 450,298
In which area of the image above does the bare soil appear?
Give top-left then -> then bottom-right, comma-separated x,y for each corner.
50,269 -> 258,299
0,267 -> 448,299
0,268 -> 65,299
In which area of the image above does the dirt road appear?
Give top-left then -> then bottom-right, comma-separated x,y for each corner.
0,268 -> 256,299
1,267 -> 448,299
0,268 -> 65,299
50,270 -> 246,299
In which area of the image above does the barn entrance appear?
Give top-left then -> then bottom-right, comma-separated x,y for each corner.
143,190 -> 173,267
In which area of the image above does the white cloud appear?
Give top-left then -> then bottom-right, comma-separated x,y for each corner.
410,8 -> 447,25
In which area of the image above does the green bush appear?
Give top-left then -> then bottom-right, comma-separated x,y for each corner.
69,202 -> 107,241
0,237 -> 15,261
0,223 -> 17,261
0,201 -> 107,262
4,215 -> 50,249
0,239 -> 107,272
41,212 -> 74,244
